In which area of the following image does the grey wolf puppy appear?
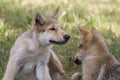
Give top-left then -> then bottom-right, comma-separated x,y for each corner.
70,26 -> 120,80
3,7 -> 70,80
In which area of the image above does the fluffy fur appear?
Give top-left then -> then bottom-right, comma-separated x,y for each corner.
3,7 -> 70,80
70,26 -> 120,80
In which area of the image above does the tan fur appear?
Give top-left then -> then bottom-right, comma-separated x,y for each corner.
49,50 -> 65,75
3,7 -> 70,80
71,26 -> 120,80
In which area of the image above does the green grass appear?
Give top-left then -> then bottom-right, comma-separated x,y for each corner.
0,0 -> 120,80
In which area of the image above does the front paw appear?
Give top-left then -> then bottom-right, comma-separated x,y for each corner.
71,72 -> 82,80
59,69 -> 65,75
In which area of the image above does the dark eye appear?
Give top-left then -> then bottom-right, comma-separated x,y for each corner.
78,44 -> 83,48
49,28 -> 55,31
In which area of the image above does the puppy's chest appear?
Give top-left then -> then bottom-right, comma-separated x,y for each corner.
21,51 -> 50,73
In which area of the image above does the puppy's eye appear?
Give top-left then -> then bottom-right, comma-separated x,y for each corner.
49,28 -> 55,31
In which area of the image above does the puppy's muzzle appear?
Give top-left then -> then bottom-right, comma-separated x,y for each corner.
49,34 -> 70,45
70,57 -> 82,65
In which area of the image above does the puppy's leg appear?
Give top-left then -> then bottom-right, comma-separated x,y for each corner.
82,74 -> 92,80
3,58 -> 20,80
36,64 -> 51,80
71,72 -> 82,80
49,50 -> 65,80
49,50 -> 65,75
97,64 -> 106,80
82,61 -> 99,80
49,64 -> 61,80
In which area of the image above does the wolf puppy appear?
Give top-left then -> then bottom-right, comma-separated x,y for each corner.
3,7 -> 70,80
70,26 -> 120,80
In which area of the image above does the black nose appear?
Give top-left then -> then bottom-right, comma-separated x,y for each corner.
70,57 -> 72,61
74,58 -> 81,65
63,35 -> 70,40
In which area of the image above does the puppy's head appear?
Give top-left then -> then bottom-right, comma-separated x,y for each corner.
70,26 -> 108,65
32,7 -> 70,46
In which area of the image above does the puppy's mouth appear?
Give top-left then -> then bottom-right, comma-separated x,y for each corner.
49,40 -> 68,45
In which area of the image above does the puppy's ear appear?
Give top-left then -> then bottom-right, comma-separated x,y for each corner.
78,25 -> 93,42
91,27 -> 104,41
49,6 -> 60,20
91,27 -> 98,34
91,27 -> 102,38
78,25 -> 88,36
91,27 -> 108,50
33,12 -> 44,27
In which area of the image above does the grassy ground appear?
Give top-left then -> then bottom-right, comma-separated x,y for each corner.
0,0 -> 120,80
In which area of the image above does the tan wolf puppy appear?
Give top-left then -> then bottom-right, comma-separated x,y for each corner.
70,26 -> 120,80
3,7 -> 70,80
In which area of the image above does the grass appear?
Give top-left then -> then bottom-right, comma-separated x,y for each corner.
0,0 -> 120,80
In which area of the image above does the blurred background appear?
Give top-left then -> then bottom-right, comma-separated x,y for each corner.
0,0 -> 120,80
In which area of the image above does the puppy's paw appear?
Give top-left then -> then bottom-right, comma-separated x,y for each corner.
60,69 -> 65,75
71,72 -> 81,80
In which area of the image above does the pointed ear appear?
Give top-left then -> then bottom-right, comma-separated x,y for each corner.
91,27 -> 103,40
33,12 -> 44,27
91,27 -> 102,36
49,6 -> 60,20
91,27 -> 98,33
78,25 -> 88,35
